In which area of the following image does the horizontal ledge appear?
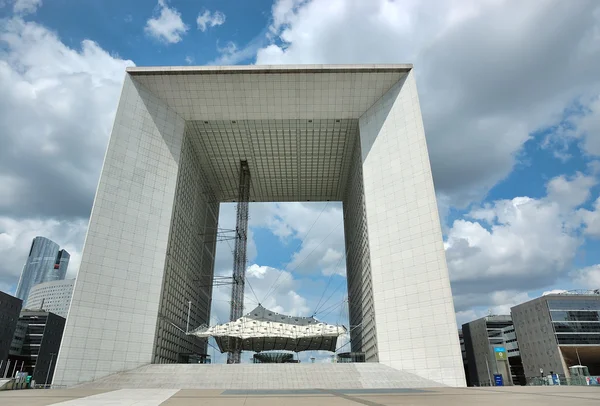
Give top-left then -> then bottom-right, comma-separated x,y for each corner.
127,64 -> 413,76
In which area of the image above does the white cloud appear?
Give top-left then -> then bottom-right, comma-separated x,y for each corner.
13,0 -> 41,14
571,265 -> 600,290
546,172 -> 597,210
210,204 -> 314,320
455,290 -> 532,326
209,263 -> 310,324
249,202 -> 346,276
145,0 -> 188,44
446,171 -> 597,311
556,96 -> 600,157
0,18 -> 133,221
196,10 -> 226,32
208,25 -> 271,66
447,197 -> 578,287
577,197 -> 600,237
577,97 -> 600,156
211,41 -> 253,66
542,289 -> 568,296
255,0 -> 600,208
0,18 -> 132,294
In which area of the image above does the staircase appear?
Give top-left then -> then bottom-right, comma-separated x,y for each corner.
76,363 -> 443,390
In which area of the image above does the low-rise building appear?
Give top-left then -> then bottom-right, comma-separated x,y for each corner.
8,310 -> 65,385
462,315 -> 514,386
25,279 -> 75,319
0,291 -> 23,369
511,290 -> 600,380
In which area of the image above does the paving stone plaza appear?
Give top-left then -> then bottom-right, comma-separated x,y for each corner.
2,386 -> 599,405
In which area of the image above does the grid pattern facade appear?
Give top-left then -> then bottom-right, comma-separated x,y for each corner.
187,119 -> 357,202
153,130 -> 218,363
55,65 -> 465,388
512,294 -> 600,378
343,136 -> 378,362
25,279 -> 75,318
132,66 -> 409,121
548,298 -> 600,345
53,75 -> 186,386
358,71 -> 465,386
511,297 -> 564,378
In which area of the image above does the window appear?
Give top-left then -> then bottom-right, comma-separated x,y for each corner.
551,310 -> 600,322
555,333 -> 600,345
548,299 -> 600,311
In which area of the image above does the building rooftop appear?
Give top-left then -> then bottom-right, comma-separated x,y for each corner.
126,64 -> 413,75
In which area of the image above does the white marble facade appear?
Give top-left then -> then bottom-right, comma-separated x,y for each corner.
53,65 -> 465,387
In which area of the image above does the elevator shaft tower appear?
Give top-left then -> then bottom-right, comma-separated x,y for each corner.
227,160 -> 250,364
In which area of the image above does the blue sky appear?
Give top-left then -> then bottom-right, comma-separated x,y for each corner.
13,0 -> 269,65
1,0 -> 600,363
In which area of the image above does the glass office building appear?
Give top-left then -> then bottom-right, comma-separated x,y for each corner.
15,237 -> 70,302
511,291 -> 600,378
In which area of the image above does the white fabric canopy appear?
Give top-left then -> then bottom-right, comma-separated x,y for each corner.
188,305 -> 347,353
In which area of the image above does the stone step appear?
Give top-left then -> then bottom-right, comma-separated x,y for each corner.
76,363 -> 443,390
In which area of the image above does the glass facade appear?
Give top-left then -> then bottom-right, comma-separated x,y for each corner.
550,311 -> 600,322
52,250 -> 70,282
548,299 -> 600,311
15,237 -> 70,302
548,298 -> 600,345
553,322 -> 600,332
554,334 -> 600,345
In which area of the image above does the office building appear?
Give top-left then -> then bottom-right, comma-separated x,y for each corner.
53,65 -> 465,387
511,290 -> 600,379
8,310 -> 65,385
15,237 -> 70,302
0,291 -> 22,367
25,279 -> 76,319
461,315 -> 514,386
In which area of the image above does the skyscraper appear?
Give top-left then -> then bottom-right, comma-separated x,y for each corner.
15,237 -> 70,301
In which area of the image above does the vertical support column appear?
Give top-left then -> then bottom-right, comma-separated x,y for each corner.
343,136 -> 378,362
53,74 -> 185,386
358,70 -> 466,387
152,128 -> 219,364
228,160 -> 250,364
